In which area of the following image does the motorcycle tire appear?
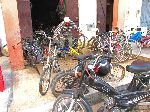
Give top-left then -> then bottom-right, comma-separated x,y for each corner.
50,70 -> 77,97
52,93 -> 92,112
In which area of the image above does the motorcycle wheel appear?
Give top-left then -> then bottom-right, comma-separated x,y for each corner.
52,94 -> 92,112
39,67 -> 51,96
51,71 -> 77,97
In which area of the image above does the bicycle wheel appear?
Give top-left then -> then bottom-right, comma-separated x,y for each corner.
112,49 -> 125,63
128,40 -> 141,59
52,94 -> 92,112
121,43 -> 132,61
39,67 -> 51,95
103,63 -> 125,82
51,71 -> 78,97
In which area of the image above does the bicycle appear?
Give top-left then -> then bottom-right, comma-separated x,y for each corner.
52,18 -> 86,58
39,36 -> 61,96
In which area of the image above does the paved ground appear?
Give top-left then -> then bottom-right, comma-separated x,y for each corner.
0,48 -> 149,112
9,58 -> 78,112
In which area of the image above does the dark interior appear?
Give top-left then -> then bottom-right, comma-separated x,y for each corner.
30,0 -> 114,32
106,0 -> 114,31
30,0 -> 64,31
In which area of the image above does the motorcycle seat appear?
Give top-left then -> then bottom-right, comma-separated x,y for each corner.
126,60 -> 150,73
76,54 -> 95,61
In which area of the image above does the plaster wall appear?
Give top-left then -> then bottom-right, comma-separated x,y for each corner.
117,0 -> 142,31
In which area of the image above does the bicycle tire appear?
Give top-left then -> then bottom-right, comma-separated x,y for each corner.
112,50 -> 125,63
51,70 -> 77,97
103,63 -> 125,82
39,67 -> 51,96
121,43 -> 132,61
52,93 -> 92,112
128,40 -> 141,59
52,59 -> 61,73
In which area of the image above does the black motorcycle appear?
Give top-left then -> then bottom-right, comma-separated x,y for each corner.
52,55 -> 150,112
50,54 -> 125,97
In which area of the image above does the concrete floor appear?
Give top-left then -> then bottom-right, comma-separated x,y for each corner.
9,58 -> 78,112
8,59 -> 136,112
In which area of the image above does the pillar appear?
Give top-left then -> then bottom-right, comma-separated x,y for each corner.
112,0 -> 119,30
1,0 -> 32,70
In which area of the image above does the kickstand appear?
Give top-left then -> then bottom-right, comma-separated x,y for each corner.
34,65 -> 40,75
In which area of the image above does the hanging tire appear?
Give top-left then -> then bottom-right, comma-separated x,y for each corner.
2,44 -> 9,57
39,67 -> 51,96
50,70 -> 78,97
52,93 -> 93,112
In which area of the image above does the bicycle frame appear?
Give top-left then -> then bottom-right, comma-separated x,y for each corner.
57,45 -> 80,58
43,37 -> 59,71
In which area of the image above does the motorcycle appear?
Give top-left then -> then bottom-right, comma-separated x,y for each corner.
52,54 -> 150,112
50,54 -> 125,97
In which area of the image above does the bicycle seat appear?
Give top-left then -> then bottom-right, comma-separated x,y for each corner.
126,60 -> 150,73
76,54 -> 96,61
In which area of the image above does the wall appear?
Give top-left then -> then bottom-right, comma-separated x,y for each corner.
140,0 -> 150,29
117,0 -> 143,31
79,0 -> 97,38
0,3 -> 6,47
97,0 -> 106,32
117,0 -> 126,30
17,0 -> 33,39
66,0 -> 78,23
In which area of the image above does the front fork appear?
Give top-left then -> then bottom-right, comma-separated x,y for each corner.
66,99 -> 76,112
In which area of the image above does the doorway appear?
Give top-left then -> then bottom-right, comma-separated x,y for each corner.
106,0 -> 114,32
30,0 -> 66,31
